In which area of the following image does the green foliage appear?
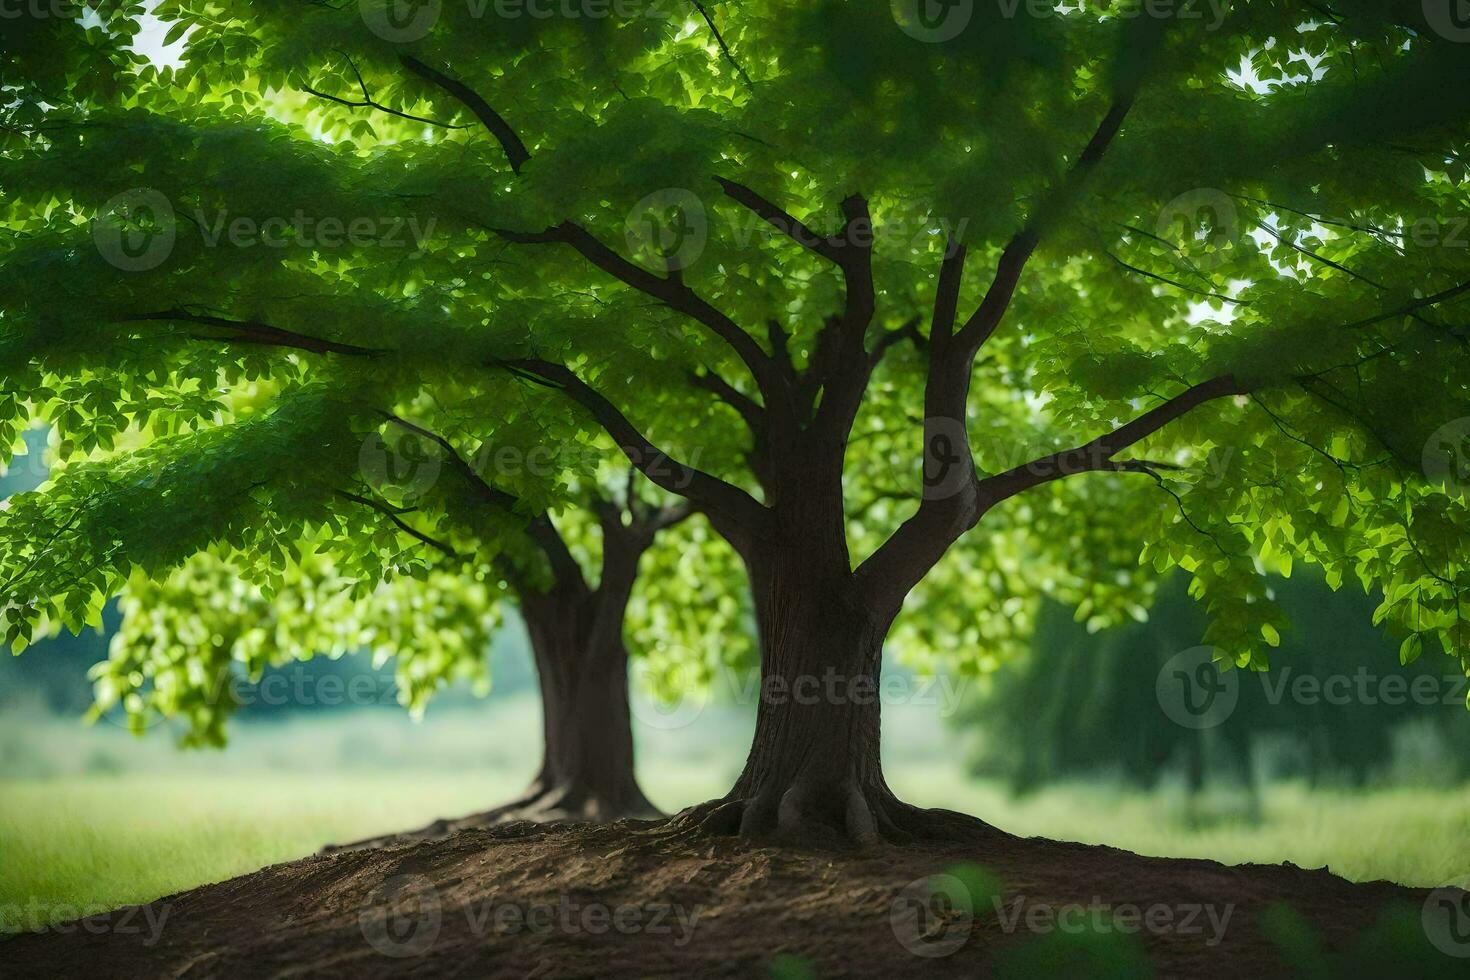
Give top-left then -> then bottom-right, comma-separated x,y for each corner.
2,0 -> 1470,739
98,548 -> 501,745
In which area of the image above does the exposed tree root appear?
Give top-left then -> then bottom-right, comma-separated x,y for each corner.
650,787 -> 1004,851
320,781 -> 663,854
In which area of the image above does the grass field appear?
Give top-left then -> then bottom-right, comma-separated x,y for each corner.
4,697 -> 1470,930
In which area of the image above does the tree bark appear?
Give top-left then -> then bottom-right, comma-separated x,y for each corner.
322,535 -> 660,853
682,520 -> 978,847
512,586 -> 660,823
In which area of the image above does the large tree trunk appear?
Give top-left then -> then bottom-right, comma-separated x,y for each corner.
677,450 -> 993,848
323,549 -> 660,853
685,524 -> 968,847
511,589 -> 660,823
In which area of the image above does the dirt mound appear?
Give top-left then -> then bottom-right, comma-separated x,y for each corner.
4,813 -> 1465,978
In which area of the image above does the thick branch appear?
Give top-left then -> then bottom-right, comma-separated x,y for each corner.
398,55 -> 530,172
929,243 -> 967,350
714,176 -> 843,263
953,97 -> 1135,356
498,358 -> 768,529
119,310 -> 384,356
857,374 -> 1242,613
973,375 -> 1247,505
382,415 -> 585,590
690,369 -> 764,433
857,100 -> 1138,611
492,221 -> 776,392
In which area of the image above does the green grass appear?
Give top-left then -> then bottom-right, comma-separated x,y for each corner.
893,767 -> 1470,888
3,700 -> 1469,930
5,771 -> 1469,930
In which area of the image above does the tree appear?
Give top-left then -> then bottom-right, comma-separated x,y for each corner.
102,470 -> 698,833
958,572 -> 1470,802
4,2 -> 1470,847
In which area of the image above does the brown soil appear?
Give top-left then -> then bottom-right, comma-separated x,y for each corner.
4,812 -> 1463,978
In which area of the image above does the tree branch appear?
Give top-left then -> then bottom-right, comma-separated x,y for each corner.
689,0 -> 753,88
401,57 -> 771,395
119,310 -> 385,357
381,414 -> 586,590
973,374 -> 1247,505
856,99 -> 1138,612
303,55 -> 470,130
953,97 -> 1135,356
335,489 -> 461,559
497,358 -> 768,528
398,55 -> 530,172
714,176 -> 843,263
690,369 -> 764,433
869,316 -> 925,367
490,220 -> 777,392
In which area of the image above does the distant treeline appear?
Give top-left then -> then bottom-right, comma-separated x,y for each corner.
962,575 -> 1470,795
